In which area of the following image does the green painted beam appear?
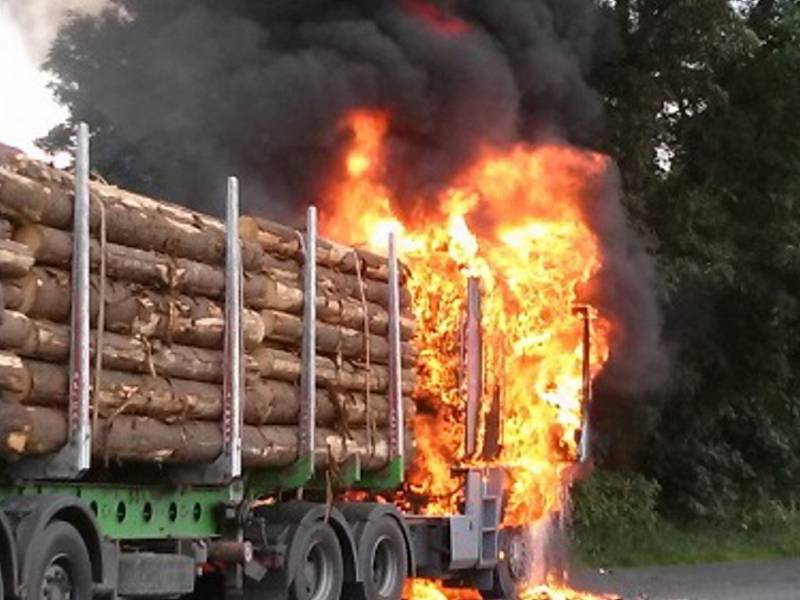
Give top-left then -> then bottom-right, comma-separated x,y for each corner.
245,454 -> 315,499
357,458 -> 405,491
0,483 -> 237,540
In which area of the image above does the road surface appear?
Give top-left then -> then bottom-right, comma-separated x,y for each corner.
570,559 -> 800,600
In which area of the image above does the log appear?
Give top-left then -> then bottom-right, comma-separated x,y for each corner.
14,224 -> 227,299
0,218 -> 13,239
0,240 -> 34,278
0,351 -> 31,399
259,260 -> 412,309
240,215 -> 402,282
4,358 -> 405,427
261,309 -> 416,366
1,275 -> 36,313
0,399 -> 33,456
15,225 -> 415,330
0,311 -> 233,382
253,347 -> 416,395
0,164 -> 265,271
15,267 -> 265,350
245,276 -> 414,340
7,405 -> 391,470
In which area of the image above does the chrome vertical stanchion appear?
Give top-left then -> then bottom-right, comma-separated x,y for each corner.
298,206 -> 317,478
172,177 -> 242,485
387,231 -> 404,471
223,176 -> 243,481
70,122 -> 93,474
464,277 -> 482,458
11,122 -> 91,480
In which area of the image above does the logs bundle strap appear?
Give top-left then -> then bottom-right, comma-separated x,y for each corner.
0,156 -> 418,473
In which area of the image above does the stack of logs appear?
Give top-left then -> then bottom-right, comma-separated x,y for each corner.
0,154 -> 417,473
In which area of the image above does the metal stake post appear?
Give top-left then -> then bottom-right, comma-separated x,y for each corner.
386,232 -> 405,471
298,206 -> 318,479
464,277 -> 482,458
172,177 -> 243,485
11,123 -> 92,480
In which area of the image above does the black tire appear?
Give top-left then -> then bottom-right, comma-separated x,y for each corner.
345,517 -> 408,600
289,521 -> 343,600
481,528 -> 532,600
22,521 -> 92,600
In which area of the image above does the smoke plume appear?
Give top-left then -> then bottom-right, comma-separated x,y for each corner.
42,0 -> 664,392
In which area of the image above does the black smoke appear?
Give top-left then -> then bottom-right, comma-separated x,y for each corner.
41,0 -> 664,393
42,0 -> 609,214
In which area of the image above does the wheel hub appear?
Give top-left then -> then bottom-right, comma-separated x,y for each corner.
506,531 -> 533,584
41,558 -> 73,600
304,541 -> 334,600
371,535 -> 399,596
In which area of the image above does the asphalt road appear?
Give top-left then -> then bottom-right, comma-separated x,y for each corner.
570,559 -> 800,600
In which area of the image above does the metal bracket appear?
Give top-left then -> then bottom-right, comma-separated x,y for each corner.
10,122 -> 92,481
172,177 -> 243,485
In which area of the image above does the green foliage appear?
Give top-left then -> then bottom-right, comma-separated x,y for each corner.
571,470 -> 661,563
572,470 -> 661,533
572,472 -> 800,568
592,0 -> 800,520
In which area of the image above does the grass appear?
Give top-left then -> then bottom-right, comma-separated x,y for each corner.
572,510 -> 800,569
570,470 -> 800,569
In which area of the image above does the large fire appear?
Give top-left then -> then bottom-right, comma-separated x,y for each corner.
322,110 -> 613,598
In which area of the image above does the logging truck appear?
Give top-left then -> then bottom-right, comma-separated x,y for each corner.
0,124 -> 574,600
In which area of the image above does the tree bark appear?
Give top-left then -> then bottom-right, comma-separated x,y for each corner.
1,275 -> 36,314
0,399 -> 34,456
0,240 -> 34,278
239,215 -> 407,284
2,358 -> 404,427
261,309 -> 416,366
14,225 -> 415,328
0,351 -> 31,399
261,261 -> 411,309
252,346 -> 416,394
0,311 -> 231,382
1,162 -> 265,271
14,224 -> 228,299
15,267 -> 264,350
0,218 -> 13,239
7,404 -> 391,470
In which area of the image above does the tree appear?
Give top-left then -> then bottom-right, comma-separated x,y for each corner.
596,0 -> 800,517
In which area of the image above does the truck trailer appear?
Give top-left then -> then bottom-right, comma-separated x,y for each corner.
0,124 -> 571,600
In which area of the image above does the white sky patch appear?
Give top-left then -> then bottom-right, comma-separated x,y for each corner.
0,6 -> 68,160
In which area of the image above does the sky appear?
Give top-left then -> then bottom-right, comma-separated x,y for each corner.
0,5 -> 68,158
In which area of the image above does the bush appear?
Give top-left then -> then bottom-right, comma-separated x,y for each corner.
570,471 -> 800,568
570,470 -> 661,564
572,470 -> 661,533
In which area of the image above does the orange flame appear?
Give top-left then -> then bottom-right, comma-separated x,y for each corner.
322,109 -> 613,594
402,579 -> 616,600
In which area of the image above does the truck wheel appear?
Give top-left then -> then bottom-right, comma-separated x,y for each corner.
345,517 -> 407,600
481,528 -> 532,600
289,521 -> 343,600
23,521 -> 92,600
